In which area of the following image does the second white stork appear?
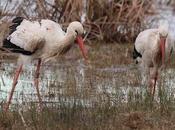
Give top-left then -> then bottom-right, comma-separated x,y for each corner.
133,22 -> 173,96
2,17 -> 88,111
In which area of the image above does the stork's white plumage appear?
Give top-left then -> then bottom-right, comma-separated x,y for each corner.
3,17 -> 88,111
133,22 -> 173,96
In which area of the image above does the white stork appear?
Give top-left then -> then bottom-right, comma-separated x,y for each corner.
2,17 -> 88,111
133,22 -> 173,96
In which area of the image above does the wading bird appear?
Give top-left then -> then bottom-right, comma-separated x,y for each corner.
2,17 -> 88,111
133,22 -> 173,96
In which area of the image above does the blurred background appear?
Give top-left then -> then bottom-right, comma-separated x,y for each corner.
0,0 -> 175,43
0,1 -> 175,129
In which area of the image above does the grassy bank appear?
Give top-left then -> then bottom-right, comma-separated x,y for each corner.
0,43 -> 175,130
1,90 -> 175,130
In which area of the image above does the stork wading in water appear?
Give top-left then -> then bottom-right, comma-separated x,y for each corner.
2,17 -> 88,111
133,22 -> 172,96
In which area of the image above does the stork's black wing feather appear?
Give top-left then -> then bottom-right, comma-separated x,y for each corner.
9,17 -> 24,35
133,45 -> 142,64
2,17 -> 34,55
3,38 -> 34,55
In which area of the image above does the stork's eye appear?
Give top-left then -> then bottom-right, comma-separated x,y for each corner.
63,28 -> 67,32
75,30 -> 78,35
159,33 -> 168,38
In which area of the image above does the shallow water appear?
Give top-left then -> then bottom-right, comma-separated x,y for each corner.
0,59 -> 175,109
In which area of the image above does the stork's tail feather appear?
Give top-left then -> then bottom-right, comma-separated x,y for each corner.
2,38 -> 33,55
0,47 -> 11,53
133,46 -> 142,59
9,17 -> 24,35
12,17 -> 24,24
133,46 -> 142,64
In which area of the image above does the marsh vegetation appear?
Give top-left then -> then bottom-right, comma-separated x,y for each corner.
0,0 -> 175,130
0,43 -> 174,130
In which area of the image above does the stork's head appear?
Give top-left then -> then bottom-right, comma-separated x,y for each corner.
158,21 -> 169,65
67,21 -> 88,60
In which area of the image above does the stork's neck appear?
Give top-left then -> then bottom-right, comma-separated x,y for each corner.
64,30 -> 77,43
52,30 -> 76,55
153,35 -> 162,53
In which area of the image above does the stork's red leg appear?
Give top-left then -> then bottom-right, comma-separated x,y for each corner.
5,64 -> 23,111
168,49 -> 173,65
152,72 -> 158,97
150,71 -> 158,97
34,59 -> 42,109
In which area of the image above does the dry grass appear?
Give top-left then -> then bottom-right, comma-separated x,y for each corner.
0,0 -> 153,43
0,22 -> 9,46
1,93 -> 175,130
0,43 -> 175,130
88,42 -> 133,67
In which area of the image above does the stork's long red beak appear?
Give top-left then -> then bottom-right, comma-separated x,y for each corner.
160,37 -> 166,65
76,36 -> 88,60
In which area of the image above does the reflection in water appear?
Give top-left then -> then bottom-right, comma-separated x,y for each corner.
0,60 -> 175,109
